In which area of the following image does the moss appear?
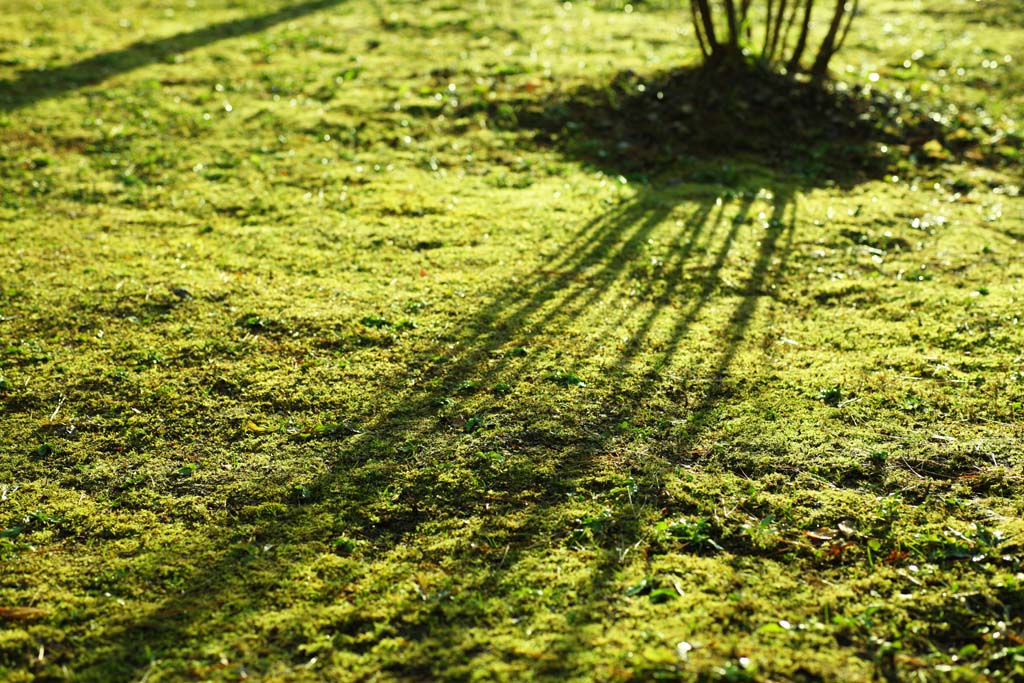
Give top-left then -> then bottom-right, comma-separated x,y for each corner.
0,0 -> 1023,681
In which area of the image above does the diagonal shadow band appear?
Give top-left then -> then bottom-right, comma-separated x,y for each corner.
72,183 -> 797,680
0,0 -> 347,112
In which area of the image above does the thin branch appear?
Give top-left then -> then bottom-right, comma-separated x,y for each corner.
723,0 -> 741,52
762,0 -> 775,56
811,0 -> 849,79
768,0 -> 789,61
693,0 -> 720,56
786,0 -> 815,72
690,0 -> 712,59
833,0 -> 859,53
778,0 -> 802,64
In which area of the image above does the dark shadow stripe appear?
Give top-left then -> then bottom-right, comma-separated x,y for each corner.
0,0 -> 347,111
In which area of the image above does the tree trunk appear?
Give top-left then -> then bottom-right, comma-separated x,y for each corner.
762,0 -> 775,56
785,0 -> 815,73
811,0 -> 849,80
692,0 -> 720,57
833,0 -> 859,54
767,0 -> 789,61
723,0 -> 741,54
690,0 -> 712,58
778,0 -> 802,61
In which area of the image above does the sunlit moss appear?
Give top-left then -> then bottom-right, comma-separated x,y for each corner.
0,0 -> 1022,681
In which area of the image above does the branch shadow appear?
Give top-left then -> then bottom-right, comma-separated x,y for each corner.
49,67 -> 872,681
69,186 -> 801,679
0,0 -> 348,112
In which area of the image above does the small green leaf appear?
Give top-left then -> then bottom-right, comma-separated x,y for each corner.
238,313 -> 268,330
176,464 -> 198,477
546,371 -> 586,388
649,588 -> 678,604
332,537 -> 358,555
625,578 -> 653,597
816,386 -> 843,407
464,415 -> 490,433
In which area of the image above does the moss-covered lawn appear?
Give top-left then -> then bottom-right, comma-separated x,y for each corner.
1,0 -> 1023,680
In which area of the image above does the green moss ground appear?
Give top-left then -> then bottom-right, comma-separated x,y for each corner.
1,0 -> 1023,680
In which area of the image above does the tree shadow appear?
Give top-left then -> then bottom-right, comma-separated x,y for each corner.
464,63 -> 966,185
63,175 -> 804,678
39,66 -> 886,681
0,0 -> 348,112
